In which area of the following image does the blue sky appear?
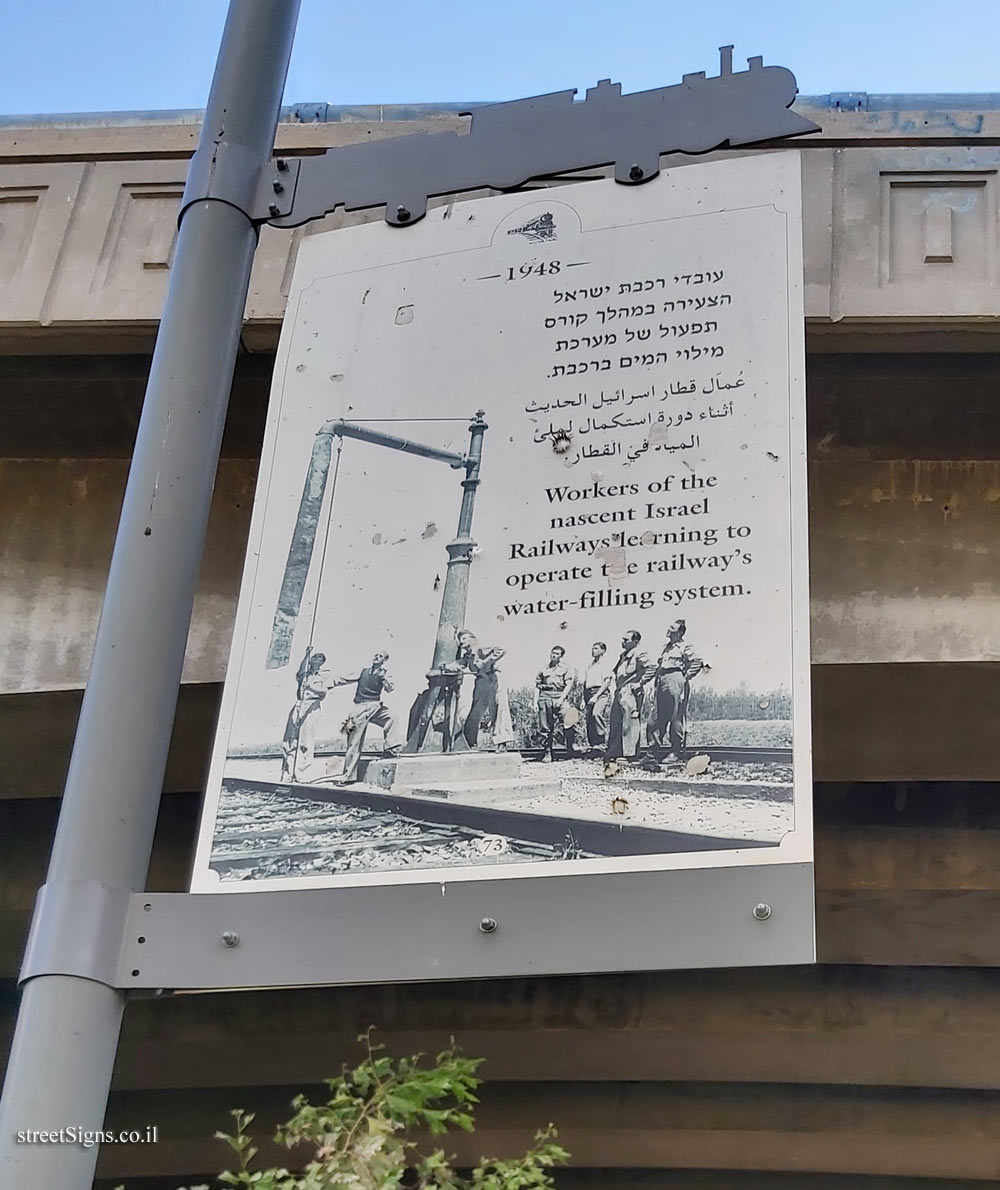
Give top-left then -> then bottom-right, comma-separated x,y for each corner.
3,0 -> 996,116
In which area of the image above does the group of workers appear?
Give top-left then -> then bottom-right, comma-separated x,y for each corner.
534,618 -> 705,766
278,617 -> 703,784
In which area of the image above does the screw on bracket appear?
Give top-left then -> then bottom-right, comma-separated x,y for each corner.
221,930 -> 241,948
396,205 -> 411,223
273,180 -> 285,194
628,164 -> 645,181
276,158 -> 289,171
752,903 -> 772,922
268,203 -> 280,218
478,917 -> 498,934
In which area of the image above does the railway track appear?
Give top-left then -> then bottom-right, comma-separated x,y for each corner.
211,786 -> 570,878
230,743 -> 793,766
518,745 -> 792,765
210,775 -> 768,883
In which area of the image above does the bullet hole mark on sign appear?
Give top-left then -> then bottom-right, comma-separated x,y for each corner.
422,522 -> 438,538
395,305 -> 414,325
685,753 -> 712,776
594,545 -> 627,578
551,428 -> 572,454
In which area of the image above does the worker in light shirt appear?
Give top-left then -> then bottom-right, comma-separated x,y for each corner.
582,640 -> 613,753
280,646 -> 331,782
602,630 -> 652,763
536,645 -> 578,762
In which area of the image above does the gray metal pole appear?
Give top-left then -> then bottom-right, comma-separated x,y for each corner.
0,2 -> 299,1186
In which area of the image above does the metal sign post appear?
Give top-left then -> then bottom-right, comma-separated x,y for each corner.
0,3 -> 300,1186
0,6 -> 818,1182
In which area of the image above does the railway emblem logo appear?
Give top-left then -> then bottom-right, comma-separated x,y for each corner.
507,212 -> 557,242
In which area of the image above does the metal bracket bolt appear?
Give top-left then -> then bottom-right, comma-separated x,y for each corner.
272,180 -> 284,194
396,205 -> 412,223
628,164 -> 645,181
221,930 -> 241,948
478,917 -> 498,935
752,903 -> 772,921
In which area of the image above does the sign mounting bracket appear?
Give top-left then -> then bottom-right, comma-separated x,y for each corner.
251,47 -> 820,228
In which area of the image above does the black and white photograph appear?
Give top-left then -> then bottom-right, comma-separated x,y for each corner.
191,154 -> 811,891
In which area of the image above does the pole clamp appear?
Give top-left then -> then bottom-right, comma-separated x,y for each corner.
19,880 -> 132,990
180,142 -> 300,226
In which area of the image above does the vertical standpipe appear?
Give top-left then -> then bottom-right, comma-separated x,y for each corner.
432,411 -> 488,668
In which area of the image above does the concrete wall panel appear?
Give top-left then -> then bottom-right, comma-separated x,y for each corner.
810,459 -> 1000,664
0,163 -> 85,322
832,148 -> 1000,319
17,453 -> 1000,692
801,150 -> 833,319
45,161 -> 187,323
0,458 -> 254,692
5,353 -> 1000,691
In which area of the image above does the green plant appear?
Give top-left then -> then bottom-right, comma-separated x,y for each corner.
162,1031 -> 568,1190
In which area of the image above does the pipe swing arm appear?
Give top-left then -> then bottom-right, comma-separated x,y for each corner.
324,419 -> 468,469
266,418 -> 473,669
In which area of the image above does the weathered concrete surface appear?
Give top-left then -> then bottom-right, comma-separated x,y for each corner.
831,147 -> 1000,321
810,459 -> 1000,663
0,684 -> 221,799
1,352 -> 274,457
0,458 -> 254,692
4,124 -> 1000,348
5,352 -> 999,691
7,451 -> 999,692
806,352 -> 1000,663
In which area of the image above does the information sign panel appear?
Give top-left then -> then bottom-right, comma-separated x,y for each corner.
191,153 -> 813,968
